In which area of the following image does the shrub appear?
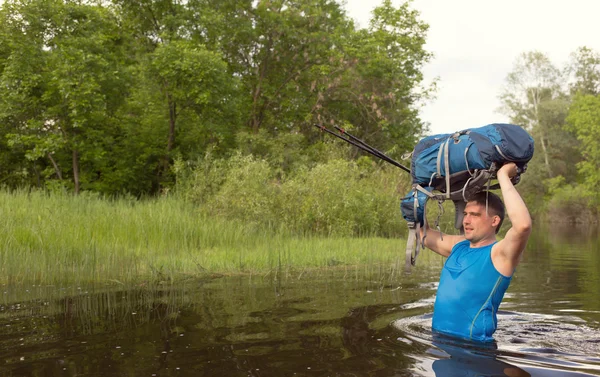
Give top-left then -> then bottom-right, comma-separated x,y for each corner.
544,177 -> 598,224
173,150 -> 227,204
175,148 -> 411,237
208,153 -> 277,226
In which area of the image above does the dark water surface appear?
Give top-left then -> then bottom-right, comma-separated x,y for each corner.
1,226 -> 599,376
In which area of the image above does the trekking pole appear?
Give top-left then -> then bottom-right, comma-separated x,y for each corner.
314,124 -> 373,155
313,124 -> 411,173
333,126 -> 410,173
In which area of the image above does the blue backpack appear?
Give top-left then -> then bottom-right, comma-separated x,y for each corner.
401,123 -> 534,268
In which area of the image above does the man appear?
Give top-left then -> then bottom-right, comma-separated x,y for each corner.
423,162 -> 532,342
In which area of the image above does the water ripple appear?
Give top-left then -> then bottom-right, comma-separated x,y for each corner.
392,310 -> 600,376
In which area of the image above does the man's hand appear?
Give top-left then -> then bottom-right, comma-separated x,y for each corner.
498,162 -> 518,179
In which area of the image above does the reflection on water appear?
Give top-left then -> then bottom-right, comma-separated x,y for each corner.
0,225 -> 599,376
430,333 -> 531,377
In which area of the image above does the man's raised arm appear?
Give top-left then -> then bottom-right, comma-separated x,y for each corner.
495,163 -> 532,268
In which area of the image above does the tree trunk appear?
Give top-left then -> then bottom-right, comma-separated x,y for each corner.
250,34 -> 274,134
532,91 -> 552,178
167,96 -> 176,153
539,135 -> 552,178
251,83 -> 262,133
72,149 -> 80,195
162,95 -> 177,176
47,153 -> 63,180
32,162 -> 41,188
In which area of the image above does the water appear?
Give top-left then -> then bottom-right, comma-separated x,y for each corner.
1,226 -> 599,376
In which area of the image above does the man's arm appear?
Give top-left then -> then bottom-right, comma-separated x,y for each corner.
420,223 -> 464,258
493,163 -> 532,271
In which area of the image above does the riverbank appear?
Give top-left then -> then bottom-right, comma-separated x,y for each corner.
0,190 -> 441,285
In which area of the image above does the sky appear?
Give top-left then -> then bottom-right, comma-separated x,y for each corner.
344,0 -> 600,135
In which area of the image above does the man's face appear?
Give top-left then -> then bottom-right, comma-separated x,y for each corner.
463,201 -> 499,244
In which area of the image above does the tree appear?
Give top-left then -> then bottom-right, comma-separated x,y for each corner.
110,0 -> 244,190
566,94 -> 600,194
0,0 -> 133,193
566,46 -> 600,96
499,51 -> 564,178
0,0 -> 50,187
238,0 -> 353,133
313,0 -> 433,156
110,0 -> 188,50
0,0 -> 434,194
138,40 -> 241,183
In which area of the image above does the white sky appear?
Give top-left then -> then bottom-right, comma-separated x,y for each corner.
344,0 -> 600,135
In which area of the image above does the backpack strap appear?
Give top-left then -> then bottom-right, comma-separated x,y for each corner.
405,223 -> 418,270
435,138 -> 453,200
405,185 -> 436,269
444,139 -> 451,199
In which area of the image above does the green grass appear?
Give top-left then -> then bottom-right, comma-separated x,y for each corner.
0,189 -> 444,285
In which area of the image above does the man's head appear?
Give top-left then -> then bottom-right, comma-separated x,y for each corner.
463,191 -> 505,244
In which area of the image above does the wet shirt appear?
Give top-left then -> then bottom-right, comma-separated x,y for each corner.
432,240 -> 512,342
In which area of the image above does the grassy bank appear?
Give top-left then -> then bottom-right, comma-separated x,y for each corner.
0,190 -> 442,285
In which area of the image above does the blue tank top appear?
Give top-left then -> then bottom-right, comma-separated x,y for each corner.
432,240 -> 512,342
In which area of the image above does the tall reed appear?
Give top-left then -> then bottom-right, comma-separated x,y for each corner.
0,190 -> 442,285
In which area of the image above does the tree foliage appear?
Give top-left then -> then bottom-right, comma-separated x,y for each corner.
500,48 -> 600,220
0,0 -> 433,195
0,0 -> 133,193
566,46 -> 600,96
499,51 -> 565,179
566,94 -> 600,193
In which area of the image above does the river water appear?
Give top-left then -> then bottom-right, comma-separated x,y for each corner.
1,226 -> 599,376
